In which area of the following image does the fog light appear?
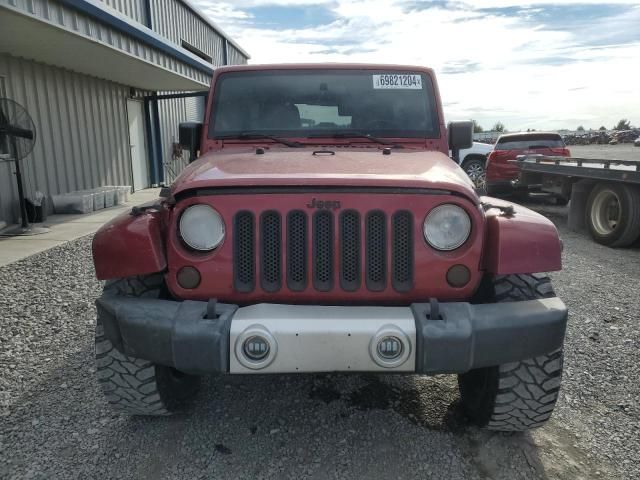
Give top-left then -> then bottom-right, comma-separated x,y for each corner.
377,336 -> 403,360
243,335 -> 270,361
370,326 -> 411,368
235,325 -> 278,370
446,264 -> 470,288
177,266 -> 201,289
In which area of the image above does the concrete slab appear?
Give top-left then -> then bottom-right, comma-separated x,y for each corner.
0,188 -> 162,267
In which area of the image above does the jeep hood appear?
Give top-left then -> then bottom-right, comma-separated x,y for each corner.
171,147 -> 478,203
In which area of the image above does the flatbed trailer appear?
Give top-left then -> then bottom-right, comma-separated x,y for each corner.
513,155 -> 640,247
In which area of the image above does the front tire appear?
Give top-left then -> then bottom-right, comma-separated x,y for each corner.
95,274 -> 200,415
458,274 -> 564,431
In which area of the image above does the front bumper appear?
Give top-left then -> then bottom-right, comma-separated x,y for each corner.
96,297 -> 567,375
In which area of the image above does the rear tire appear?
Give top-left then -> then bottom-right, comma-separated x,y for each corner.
95,274 -> 200,415
586,183 -> 640,247
458,274 -> 563,431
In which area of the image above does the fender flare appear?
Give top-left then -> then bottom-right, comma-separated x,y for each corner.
92,207 -> 167,281
481,199 -> 562,275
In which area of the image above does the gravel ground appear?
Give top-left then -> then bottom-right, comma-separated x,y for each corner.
1,203 -> 639,479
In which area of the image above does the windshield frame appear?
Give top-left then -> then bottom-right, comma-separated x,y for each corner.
207,68 -> 442,141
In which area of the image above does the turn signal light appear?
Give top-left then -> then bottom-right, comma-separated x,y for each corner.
447,265 -> 471,288
177,266 -> 201,289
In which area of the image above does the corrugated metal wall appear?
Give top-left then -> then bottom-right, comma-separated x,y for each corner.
0,0 -> 250,221
1,0 -> 211,87
228,44 -> 248,66
151,0 -> 226,66
149,0 -> 249,184
98,0 -> 148,25
184,95 -> 205,121
0,54 -> 132,223
157,94 -> 206,184
158,96 -> 189,184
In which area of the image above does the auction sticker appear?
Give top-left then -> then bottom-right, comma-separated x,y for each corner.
372,74 -> 422,89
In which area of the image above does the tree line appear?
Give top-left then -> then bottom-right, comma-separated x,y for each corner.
472,119 -> 634,133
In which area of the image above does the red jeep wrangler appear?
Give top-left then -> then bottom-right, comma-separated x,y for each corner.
93,64 -> 567,431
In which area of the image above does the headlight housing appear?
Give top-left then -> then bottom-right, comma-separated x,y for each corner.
179,204 -> 225,251
423,204 -> 471,251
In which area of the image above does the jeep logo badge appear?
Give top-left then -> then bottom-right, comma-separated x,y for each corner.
306,198 -> 341,210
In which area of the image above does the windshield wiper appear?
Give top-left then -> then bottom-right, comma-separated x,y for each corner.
215,132 -> 303,148
307,131 -> 404,148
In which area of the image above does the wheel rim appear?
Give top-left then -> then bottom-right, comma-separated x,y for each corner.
591,189 -> 622,235
465,162 -> 486,189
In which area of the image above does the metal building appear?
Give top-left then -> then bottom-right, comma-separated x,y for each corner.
0,0 -> 249,224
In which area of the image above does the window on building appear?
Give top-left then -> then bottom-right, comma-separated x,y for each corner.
181,40 -> 212,63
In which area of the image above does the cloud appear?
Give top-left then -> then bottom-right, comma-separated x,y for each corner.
194,0 -> 640,130
441,61 -> 481,74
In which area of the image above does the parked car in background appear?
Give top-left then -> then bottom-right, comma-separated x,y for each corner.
454,142 -> 494,189
634,137 -> 640,147
486,132 -> 570,196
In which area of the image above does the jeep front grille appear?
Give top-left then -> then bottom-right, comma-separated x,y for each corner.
392,210 -> 414,292
233,209 -> 414,294
260,211 -> 281,292
286,210 -> 307,291
340,210 -> 361,291
233,211 -> 255,293
366,211 -> 387,291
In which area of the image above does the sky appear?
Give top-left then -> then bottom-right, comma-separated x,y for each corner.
194,0 -> 640,132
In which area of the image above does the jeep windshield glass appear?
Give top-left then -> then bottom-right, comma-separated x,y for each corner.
209,70 -> 440,140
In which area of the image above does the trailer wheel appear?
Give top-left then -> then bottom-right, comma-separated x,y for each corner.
586,183 -> 640,247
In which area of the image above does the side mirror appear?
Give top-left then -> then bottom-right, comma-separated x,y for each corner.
179,122 -> 203,163
448,121 -> 474,150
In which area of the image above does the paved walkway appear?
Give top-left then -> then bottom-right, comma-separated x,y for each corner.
0,188 -> 161,267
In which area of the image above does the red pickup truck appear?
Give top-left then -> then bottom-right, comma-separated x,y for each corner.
92,64 -> 566,431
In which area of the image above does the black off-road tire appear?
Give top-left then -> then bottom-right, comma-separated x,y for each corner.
95,274 -> 200,415
586,183 -> 640,247
458,274 -> 563,431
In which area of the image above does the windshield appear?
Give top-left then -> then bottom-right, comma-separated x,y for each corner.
495,134 -> 565,150
209,69 -> 440,139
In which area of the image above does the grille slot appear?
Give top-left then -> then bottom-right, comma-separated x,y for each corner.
366,211 -> 387,291
233,211 -> 255,292
340,210 -> 361,291
260,211 -> 281,292
392,210 -> 414,292
313,210 -> 334,291
287,210 -> 307,291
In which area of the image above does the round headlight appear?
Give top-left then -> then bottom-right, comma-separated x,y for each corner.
423,204 -> 471,251
179,204 -> 225,251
